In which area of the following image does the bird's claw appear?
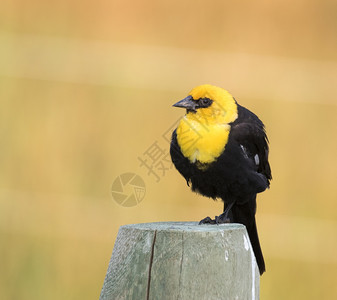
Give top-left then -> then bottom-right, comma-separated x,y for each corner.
215,215 -> 231,224
199,216 -> 216,224
199,215 -> 232,225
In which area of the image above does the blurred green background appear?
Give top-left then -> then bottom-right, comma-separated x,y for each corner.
1,0 -> 337,299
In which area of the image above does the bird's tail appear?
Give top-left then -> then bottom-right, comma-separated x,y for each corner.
232,196 -> 265,275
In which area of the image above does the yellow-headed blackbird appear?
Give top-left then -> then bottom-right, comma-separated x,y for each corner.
170,84 -> 271,275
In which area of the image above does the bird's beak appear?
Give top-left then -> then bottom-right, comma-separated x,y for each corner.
172,95 -> 197,112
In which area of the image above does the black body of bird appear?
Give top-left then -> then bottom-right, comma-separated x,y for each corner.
170,84 -> 271,275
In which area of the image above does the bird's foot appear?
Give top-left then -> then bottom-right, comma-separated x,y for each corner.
215,214 -> 231,224
199,216 -> 216,225
199,214 -> 232,225
199,215 -> 232,225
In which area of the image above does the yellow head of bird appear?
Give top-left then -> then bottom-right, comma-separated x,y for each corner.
173,84 -> 238,125
173,85 -> 239,164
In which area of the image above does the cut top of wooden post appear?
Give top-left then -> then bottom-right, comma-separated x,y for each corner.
100,222 -> 260,300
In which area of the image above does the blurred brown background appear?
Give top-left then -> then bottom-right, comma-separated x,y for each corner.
1,0 -> 337,299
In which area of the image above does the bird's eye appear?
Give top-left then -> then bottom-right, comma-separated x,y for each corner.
199,98 -> 212,107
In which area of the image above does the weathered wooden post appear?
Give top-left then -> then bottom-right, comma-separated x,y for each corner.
100,222 -> 259,300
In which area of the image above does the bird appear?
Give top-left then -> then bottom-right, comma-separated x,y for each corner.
170,84 -> 271,275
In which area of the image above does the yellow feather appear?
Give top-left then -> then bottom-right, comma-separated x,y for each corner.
176,84 -> 238,166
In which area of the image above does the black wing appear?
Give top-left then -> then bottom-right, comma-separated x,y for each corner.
230,105 -> 272,186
